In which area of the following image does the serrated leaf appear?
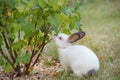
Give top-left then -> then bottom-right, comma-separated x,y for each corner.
12,23 -> 21,32
7,22 -> 21,33
69,21 -> 75,30
21,23 -> 35,38
58,0 -> 65,7
15,3 -> 25,13
51,25 -> 58,34
0,55 -> 4,66
62,7 -> 72,15
11,40 -> 26,50
6,33 -> 15,39
61,24 -> 70,34
21,54 -> 31,64
38,31 -> 44,37
37,19 -> 43,27
48,16 -> 60,27
4,62 -> 11,73
23,0 -> 29,4
60,13 -> 67,22
37,0 -> 46,9
6,0 -> 15,9
49,0 -> 59,11
75,21 -> 82,31
15,54 -> 30,67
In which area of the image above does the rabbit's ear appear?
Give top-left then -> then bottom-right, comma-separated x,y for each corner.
68,31 -> 85,43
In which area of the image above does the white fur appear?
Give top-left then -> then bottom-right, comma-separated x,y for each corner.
53,33 -> 99,76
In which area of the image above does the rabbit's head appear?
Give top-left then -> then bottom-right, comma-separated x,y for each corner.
54,31 -> 85,48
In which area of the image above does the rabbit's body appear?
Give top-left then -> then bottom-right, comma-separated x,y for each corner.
54,32 -> 99,76
58,45 -> 99,76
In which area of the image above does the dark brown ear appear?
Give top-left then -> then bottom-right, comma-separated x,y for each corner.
68,31 -> 85,43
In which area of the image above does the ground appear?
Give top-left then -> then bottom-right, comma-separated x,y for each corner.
0,0 -> 120,80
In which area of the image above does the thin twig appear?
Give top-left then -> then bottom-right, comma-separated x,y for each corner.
45,38 -> 52,45
2,32 -> 15,63
13,50 -> 17,58
7,37 -> 17,59
0,49 -> 15,70
2,32 -> 9,49
18,30 -> 20,41
58,23 -> 64,32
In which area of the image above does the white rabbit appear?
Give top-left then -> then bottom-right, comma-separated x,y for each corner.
53,31 -> 99,77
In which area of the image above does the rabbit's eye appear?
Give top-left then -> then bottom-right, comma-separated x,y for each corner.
59,37 -> 62,40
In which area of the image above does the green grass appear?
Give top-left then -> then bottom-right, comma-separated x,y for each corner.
45,0 -> 120,80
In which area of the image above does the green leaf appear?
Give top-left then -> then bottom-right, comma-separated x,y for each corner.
62,7 -> 72,15
11,40 -> 26,50
12,23 -> 21,32
49,0 -> 60,11
22,54 -> 31,64
56,13 -> 68,23
7,22 -> 21,33
14,51 -> 22,67
16,54 -> 30,64
38,31 -> 44,37
69,18 -> 75,30
37,0 -> 47,9
23,0 -> 29,4
6,0 -> 15,9
61,24 -> 71,34
51,25 -> 58,34
27,0 -> 34,8
37,18 -> 43,27
4,62 -> 11,73
74,0 -> 81,11
21,23 -> 35,38
6,33 -> 15,39
58,0 -> 65,7
15,3 -> 25,13
48,16 -> 60,27
75,21 -> 82,31
0,55 -> 4,66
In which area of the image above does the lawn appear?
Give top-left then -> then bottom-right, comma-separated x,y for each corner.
79,0 -> 120,80
47,0 -> 120,80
